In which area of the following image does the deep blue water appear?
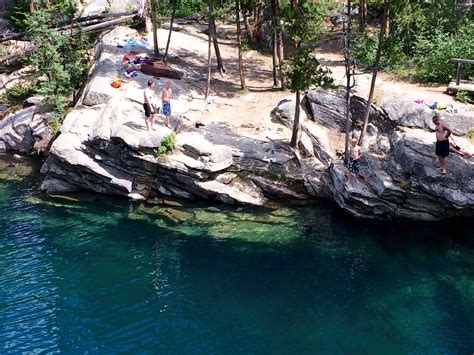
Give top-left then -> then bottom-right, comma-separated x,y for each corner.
0,154 -> 473,354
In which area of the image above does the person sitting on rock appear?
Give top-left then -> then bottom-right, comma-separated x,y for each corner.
450,137 -> 472,157
432,115 -> 452,175
143,80 -> 157,131
346,138 -> 361,183
161,80 -> 173,128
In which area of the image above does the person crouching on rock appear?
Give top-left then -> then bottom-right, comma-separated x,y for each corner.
143,80 -> 157,131
161,80 -> 173,128
432,115 -> 452,175
449,137 -> 472,157
347,138 -> 361,183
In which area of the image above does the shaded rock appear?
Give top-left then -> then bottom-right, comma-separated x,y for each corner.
0,106 -> 54,154
250,175 -> 310,200
302,88 -> 394,134
302,122 -> 334,165
195,179 -> 267,206
215,172 -> 237,184
298,131 -> 314,157
26,96 -> 45,106
300,157 -> 330,198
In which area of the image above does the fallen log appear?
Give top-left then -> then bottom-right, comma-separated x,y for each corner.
75,10 -> 138,23
0,14 -> 138,63
81,14 -> 137,33
0,32 -> 26,44
0,11 -> 139,44
0,44 -> 37,63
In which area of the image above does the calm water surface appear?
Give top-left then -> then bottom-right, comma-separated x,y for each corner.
0,154 -> 473,354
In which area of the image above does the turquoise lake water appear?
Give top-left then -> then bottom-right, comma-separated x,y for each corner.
0,154 -> 473,354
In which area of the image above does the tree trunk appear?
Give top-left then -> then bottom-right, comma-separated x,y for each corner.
151,0 -> 159,56
290,0 -> 296,9
164,0 -> 177,61
272,32 -> 278,87
275,0 -> 284,89
290,90 -> 301,147
344,0 -> 352,164
211,19 -> 225,74
358,0 -> 388,147
205,3 -> 213,101
243,11 -> 252,44
359,0 -> 366,27
277,31 -> 284,88
236,0 -> 246,89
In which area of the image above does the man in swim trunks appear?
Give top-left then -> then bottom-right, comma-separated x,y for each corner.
161,80 -> 173,128
432,115 -> 452,175
347,138 -> 361,183
143,80 -> 156,131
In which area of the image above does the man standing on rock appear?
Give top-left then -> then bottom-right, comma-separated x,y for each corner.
161,80 -> 173,128
432,115 -> 452,175
143,80 -> 156,131
347,138 -> 361,183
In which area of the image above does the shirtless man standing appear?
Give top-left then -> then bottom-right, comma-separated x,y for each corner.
432,115 -> 452,175
143,80 -> 156,131
347,138 -> 362,183
161,80 -> 173,128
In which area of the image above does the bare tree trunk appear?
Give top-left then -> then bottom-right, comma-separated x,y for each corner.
164,0 -> 177,61
359,0 -> 388,146
205,3 -> 212,101
269,0 -> 283,87
207,0 -> 225,74
151,0 -> 159,56
290,90 -> 301,147
277,31 -> 284,88
359,0 -> 366,27
243,11 -> 253,44
272,32 -> 278,87
211,19 -> 226,74
344,0 -> 353,164
236,0 -> 246,89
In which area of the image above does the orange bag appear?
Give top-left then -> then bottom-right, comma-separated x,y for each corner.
111,78 -> 122,88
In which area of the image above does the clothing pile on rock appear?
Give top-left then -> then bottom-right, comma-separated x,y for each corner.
121,54 -> 152,78
414,99 -> 458,113
117,38 -> 152,53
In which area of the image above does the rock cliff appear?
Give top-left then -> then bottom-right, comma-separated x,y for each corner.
3,27 -> 473,221
275,87 -> 474,220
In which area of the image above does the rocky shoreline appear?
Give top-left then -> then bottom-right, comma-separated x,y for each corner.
2,28 -> 473,221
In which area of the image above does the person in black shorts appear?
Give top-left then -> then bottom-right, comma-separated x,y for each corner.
346,138 -> 361,183
432,115 -> 452,175
143,80 -> 156,131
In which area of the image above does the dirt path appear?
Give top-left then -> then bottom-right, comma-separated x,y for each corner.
149,22 -> 293,140
154,21 -> 472,139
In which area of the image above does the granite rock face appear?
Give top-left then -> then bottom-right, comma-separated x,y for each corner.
41,98 -> 308,206
0,105 -> 54,154
298,88 -> 474,220
38,28 -> 474,220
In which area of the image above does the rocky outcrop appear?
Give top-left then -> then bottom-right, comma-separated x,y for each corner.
38,28 -> 474,221
41,101 -> 309,205
378,93 -> 473,135
0,103 -> 54,154
272,87 -> 473,220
